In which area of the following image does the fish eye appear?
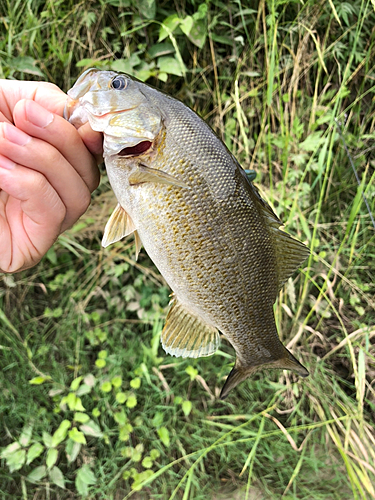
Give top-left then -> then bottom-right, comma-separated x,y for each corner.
111,76 -> 127,90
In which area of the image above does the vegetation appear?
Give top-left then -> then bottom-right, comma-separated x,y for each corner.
1,0 -> 375,498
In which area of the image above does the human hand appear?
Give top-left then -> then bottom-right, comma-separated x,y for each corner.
0,80 -> 103,273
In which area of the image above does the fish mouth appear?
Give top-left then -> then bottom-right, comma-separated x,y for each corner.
118,140 -> 152,157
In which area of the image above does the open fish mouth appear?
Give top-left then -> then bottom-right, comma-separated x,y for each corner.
118,140 -> 152,157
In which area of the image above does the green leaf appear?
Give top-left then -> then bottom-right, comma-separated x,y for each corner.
65,439 -> 81,463
152,412 -> 163,428
185,365 -> 198,380
116,392 -> 127,404
46,448 -> 58,469
10,56 -> 44,77
74,412 -> 90,424
27,465 -> 47,483
98,350 -> 107,359
150,449 -> 160,460
130,377 -> 141,389
69,428 -> 86,445
157,427 -> 170,448
19,424 -> 33,447
1,441 -> 20,459
42,432 -> 53,448
159,14 -> 181,42
79,420 -> 103,438
180,15 -> 193,36
148,42 -> 174,59
49,466 -> 65,489
74,397 -> 86,411
76,384 -> 92,396
188,19 -> 207,49
6,448 -> 26,472
65,392 -> 76,411
92,408 -> 101,417
51,420 -> 71,447
76,464 -> 96,496
111,376 -> 122,388
95,359 -> 106,368
126,395 -> 137,408
137,0 -> 155,19
26,442 -> 44,465
29,376 -> 51,385
299,131 -> 324,152
142,456 -> 153,468
157,56 -> 184,77
182,400 -> 192,416
100,381 -> 112,393
70,376 -> 83,391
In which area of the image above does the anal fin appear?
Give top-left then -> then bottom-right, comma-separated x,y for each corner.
161,296 -> 220,358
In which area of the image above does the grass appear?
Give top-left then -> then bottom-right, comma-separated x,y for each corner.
1,0 -> 375,498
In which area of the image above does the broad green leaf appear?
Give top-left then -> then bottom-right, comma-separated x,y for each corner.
98,350 -> 107,359
188,19 -> 207,48
27,465 -> 47,483
159,14 -> 181,42
157,427 -> 170,448
29,376 -> 51,385
0,441 -> 20,459
76,384 -> 92,396
52,420 -> 71,447
66,392 -> 76,411
74,397 -> 86,411
137,0 -> 155,19
69,428 -> 86,445
49,466 -> 65,489
180,16 -> 193,36
182,400 -> 192,416
19,425 -> 33,447
95,359 -> 106,368
79,420 -> 103,438
46,448 -> 58,469
11,56 -> 44,77
74,412 -> 90,424
130,377 -> 141,389
42,432 -> 53,448
126,395 -> 137,408
116,392 -> 127,404
157,56 -> 184,77
111,376 -> 122,388
185,365 -> 198,380
76,464 -> 96,496
26,443 -> 44,465
6,448 -> 26,472
299,131 -> 324,152
70,376 -> 83,391
65,439 -> 81,463
152,412 -> 163,428
142,456 -> 153,468
100,381 -> 112,393
83,373 -> 96,387
150,449 -> 160,460
148,42 -> 174,59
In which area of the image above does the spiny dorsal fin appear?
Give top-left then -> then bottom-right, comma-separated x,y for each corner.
102,203 -> 136,248
161,296 -> 220,358
129,164 -> 189,188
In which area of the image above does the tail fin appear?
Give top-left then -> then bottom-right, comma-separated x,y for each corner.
220,349 -> 308,400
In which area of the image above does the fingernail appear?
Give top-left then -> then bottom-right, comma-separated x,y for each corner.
3,123 -> 30,146
25,100 -> 54,128
0,154 -> 15,170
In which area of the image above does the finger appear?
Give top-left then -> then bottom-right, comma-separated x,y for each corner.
77,121 -> 104,163
13,99 -> 100,192
0,80 -> 67,121
0,123 -> 92,231
0,155 -> 66,272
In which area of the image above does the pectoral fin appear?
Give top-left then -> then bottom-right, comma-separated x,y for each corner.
129,164 -> 189,188
102,203 -> 137,249
161,295 -> 220,358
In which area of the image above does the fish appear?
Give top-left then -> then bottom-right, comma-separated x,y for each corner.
65,68 -> 310,399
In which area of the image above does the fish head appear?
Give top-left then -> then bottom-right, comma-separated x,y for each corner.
65,68 -> 162,157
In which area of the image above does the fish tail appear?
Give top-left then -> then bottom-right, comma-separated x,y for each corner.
220,349 -> 308,400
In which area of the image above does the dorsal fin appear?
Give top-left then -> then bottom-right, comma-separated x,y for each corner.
161,295 -> 220,358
